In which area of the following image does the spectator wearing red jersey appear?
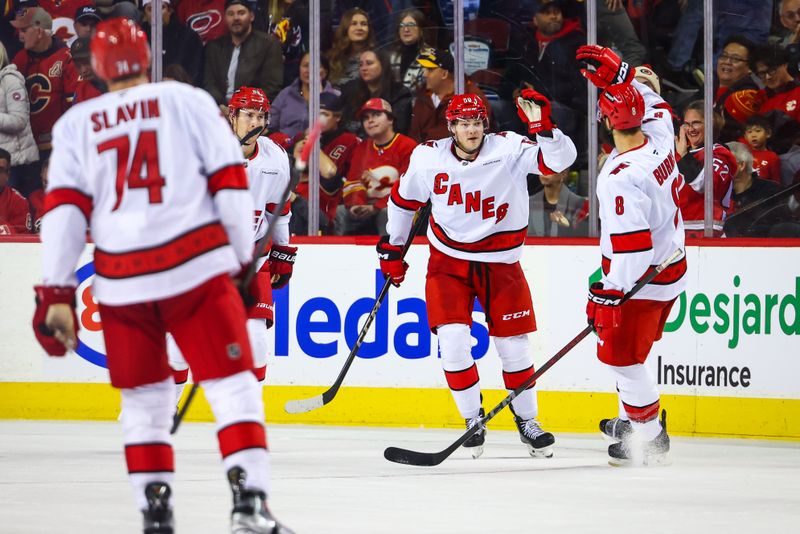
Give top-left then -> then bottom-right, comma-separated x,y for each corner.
0,41 -> 39,198
751,43 -> 800,152
11,7 -> 77,157
743,114 -> 781,184
35,0 -> 93,45
70,37 -> 106,104
291,93 -> 360,235
28,157 -> 47,233
0,148 -> 31,234
675,100 -> 738,237
337,98 -> 416,235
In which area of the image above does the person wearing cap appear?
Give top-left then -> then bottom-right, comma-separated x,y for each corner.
71,37 -> 107,103
204,0 -> 284,105
291,92 -> 361,235
270,51 -> 340,140
0,41 -> 39,199
11,7 -> 78,165
409,47 -> 491,143
73,5 -> 100,39
141,0 -> 204,85
337,97 -> 417,235
504,0 -> 586,150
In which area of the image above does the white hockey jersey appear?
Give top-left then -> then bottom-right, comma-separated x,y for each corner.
596,80 -> 687,301
387,130 -> 577,263
246,136 -> 292,249
41,81 -> 253,306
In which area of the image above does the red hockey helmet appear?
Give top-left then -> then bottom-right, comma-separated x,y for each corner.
90,17 -> 150,82
445,94 -> 489,128
228,86 -> 271,116
598,83 -> 645,130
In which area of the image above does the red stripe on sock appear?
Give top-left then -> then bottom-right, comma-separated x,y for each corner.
218,421 -> 267,458
502,365 -> 536,389
125,443 -> 174,474
622,399 -> 660,423
252,366 -> 267,382
172,369 -> 189,384
444,363 -> 479,391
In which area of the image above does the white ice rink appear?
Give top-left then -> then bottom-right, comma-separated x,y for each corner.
1,421 -> 798,533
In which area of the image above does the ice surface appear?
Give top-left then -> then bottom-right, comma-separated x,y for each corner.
0,421 -> 798,533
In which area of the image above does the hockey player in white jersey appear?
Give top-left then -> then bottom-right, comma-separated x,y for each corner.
31,18 -> 293,533
168,86 -> 295,399
577,44 -> 688,466
379,92 -> 577,458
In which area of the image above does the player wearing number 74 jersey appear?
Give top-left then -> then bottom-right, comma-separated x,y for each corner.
32,18 -> 293,534
577,44 -> 688,466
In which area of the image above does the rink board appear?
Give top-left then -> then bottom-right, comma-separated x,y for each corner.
1,240 -> 798,438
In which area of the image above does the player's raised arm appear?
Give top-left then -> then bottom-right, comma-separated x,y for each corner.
513,89 -> 577,175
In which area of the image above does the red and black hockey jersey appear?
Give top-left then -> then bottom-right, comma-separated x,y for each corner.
0,185 -> 32,234
343,133 -> 416,209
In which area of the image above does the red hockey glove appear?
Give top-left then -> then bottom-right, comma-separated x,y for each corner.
516,88 -> 555,135
376,236 -> 408,287
586,282 -> 623,329
32,285 -> 78,356
268,244 -> 297,289
576,45 -> 633,89
234,265 -> 262,313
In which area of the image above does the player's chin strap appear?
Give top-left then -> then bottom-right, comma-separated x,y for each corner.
238,125 -> 265,147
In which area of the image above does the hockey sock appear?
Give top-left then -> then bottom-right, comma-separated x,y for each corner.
438,323 -> 482,418
203,371 -> 270,495
166,334 -> 189,406
171,369 -> 188,406
610,363 -> 661,441
495,334 -> 538,420
120,377 -> 175,511
247,319 -> 269,383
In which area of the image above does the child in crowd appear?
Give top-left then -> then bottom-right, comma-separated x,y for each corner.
744,115 -> 781,184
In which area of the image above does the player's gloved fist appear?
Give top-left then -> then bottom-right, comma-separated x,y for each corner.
576,45 -> 633,89
516,88 -> 555,135
268,244 -> 297,289
376,236 -> 408,287
586,282 -> 623,329
32,285 -> 78,356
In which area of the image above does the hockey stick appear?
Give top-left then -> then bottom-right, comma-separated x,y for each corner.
170,119 -> 324,435
384,248 -> 684,466
284,202 -> 432,414
725,181 -> 800,221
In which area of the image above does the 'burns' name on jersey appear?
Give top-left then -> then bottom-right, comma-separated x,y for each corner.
389,129 -> 577,263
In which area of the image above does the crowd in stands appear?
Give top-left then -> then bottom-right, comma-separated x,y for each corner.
1,0 -> 799,238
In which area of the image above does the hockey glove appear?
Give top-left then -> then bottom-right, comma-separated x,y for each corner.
516,89 -> 555,135
586,282 -> 623,329
268,244 -> 297,289
234,265 -> 262,313
376,236 -> 408,287
32,285 -> 78,356
576,45 -> 633,90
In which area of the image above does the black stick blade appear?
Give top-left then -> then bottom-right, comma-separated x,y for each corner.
384,446 -> 448,467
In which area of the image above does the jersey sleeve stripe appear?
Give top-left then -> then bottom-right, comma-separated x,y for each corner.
536,150 -> 556,175
265,202 -> 291,216
444,363 -> 480,391
609,229 -> 653,254
389,181 -> 426,211
94,221 -> 229,279
430,216 -> 527,253
42,187 -> 93,221
208,164 -> 248,195
602,255 -> 687,285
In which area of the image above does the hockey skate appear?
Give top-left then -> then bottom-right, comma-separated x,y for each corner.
142,482 -> 173,534
608,410 -> 670,467
463,408 -> 486,459
228,467 -> 295,534
599,417 -> 633,441
513,415 -> 555,458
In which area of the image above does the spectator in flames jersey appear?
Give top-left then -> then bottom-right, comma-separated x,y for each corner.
577,45 -> 688,466
32,19 -> 293,533
11,7 -> 77,155
675,100 -> 737,237
337,98 -> 415,235
380,92 -> 577,459
0,148 -> 31,233
169,86 -> 296,393
743,114 -> 781,184
751,43 -> 800,153
291,92 -> 360,235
